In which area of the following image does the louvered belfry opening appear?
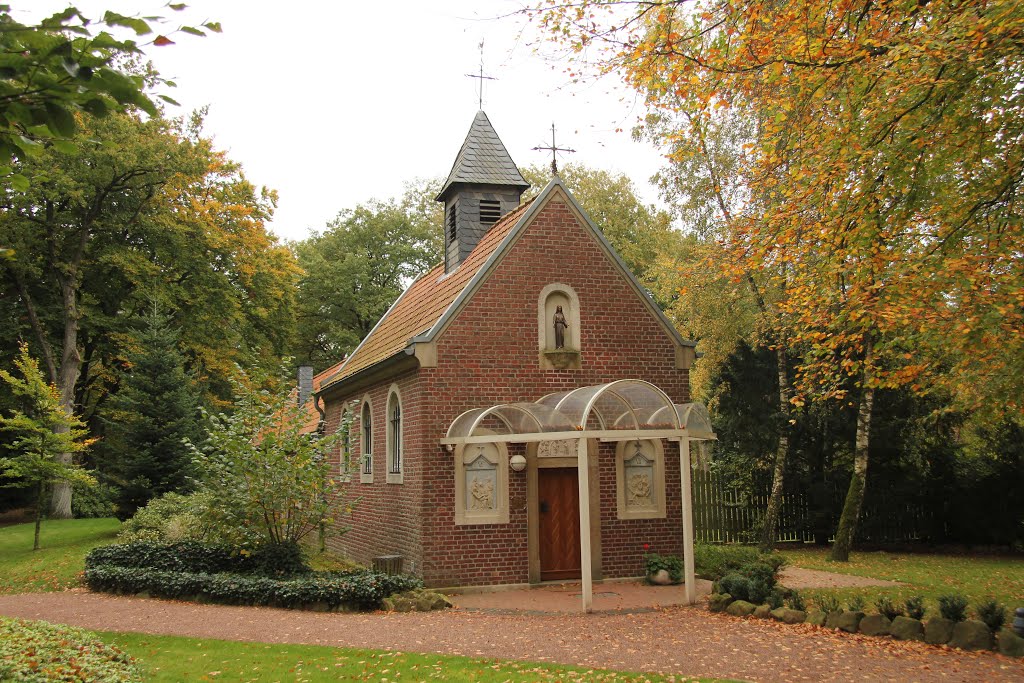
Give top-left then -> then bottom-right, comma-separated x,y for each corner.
436,111 -> 529,273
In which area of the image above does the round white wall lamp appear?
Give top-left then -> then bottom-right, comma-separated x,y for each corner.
509,454 -> 527,472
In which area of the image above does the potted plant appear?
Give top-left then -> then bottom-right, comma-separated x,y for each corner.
643,546 -> 683,585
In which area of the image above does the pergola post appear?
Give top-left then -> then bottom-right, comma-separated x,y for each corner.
577,437 -> 593,613
680,437 -> 696,604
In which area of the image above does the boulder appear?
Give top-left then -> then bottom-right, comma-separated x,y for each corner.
925,617 -> 956,645
997,629 -> 1024,658
859,614 -> 891,637
805,610 -> 827,627
949,620 -> 993,651
824,610 -> 846,630
835,611 -> 865,633
889,616 -> 925,641
726,600 -> 757,617
708,593 -> 734,613
753,604 -> 773,619
770,607 -> 807,625
382,589 -> 452,612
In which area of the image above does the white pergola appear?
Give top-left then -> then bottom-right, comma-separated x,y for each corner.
441,379 -> 716,613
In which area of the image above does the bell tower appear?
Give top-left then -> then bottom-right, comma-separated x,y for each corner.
436,111 -> 529,273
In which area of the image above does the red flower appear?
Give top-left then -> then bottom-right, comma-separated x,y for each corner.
643,543 -> 650,551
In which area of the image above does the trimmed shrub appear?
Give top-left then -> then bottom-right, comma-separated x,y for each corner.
876,596 -> 904,621
766,589 -> 785,610
0,616 -> 141,682
718,573 -> 771,604
693,542 -> 785,581
938,594 -> 969,622
975,600 -> 1006,632
787,590 -> 806,612
247,541 -> 309,577
737,561 -> 778,589
83,566 -> 421,611
904,596 -> 926,620
847,595 -> 866,611
86,541 -> 312,577
816,593 -> 840,613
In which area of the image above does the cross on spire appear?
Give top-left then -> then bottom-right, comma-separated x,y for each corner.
465,40 -> 496,110
532,122 -> 576,176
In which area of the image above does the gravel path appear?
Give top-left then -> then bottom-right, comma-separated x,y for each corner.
2,591 -> 1022,682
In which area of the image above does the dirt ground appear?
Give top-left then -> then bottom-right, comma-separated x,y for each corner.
779,566 -> 903,589
1,590 -> 1021,682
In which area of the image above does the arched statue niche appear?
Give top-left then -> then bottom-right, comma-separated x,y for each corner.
538,283 -> 582,370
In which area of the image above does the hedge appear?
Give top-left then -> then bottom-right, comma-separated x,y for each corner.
85,541 -> 311,577
84,565 -> 422,611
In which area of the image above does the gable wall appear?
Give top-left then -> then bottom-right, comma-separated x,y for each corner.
420,196 -> 689,587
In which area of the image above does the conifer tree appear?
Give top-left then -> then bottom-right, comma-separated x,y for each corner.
102,306 -> 203,519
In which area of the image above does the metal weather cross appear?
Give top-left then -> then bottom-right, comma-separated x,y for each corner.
533,123 -> 576,176
465,40 -> 496,110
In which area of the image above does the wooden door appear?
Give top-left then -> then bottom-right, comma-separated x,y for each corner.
538,467 -> 581,581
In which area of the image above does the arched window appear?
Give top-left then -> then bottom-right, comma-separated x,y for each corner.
360,398 -> 373,483
386,386 -> 403,484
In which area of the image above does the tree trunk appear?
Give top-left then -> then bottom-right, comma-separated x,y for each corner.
759,346 -> 792,551
34,483 -> 45,551
830,348 -> 875,562
50,275 -> 83,520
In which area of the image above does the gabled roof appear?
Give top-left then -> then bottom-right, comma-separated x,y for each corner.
319,177 -> 696,395
320,200 -> 533,392
436,111 -> 529,201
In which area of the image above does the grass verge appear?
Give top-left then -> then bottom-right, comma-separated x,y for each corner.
102,631 -> 723,682
781,547 -> 1024,615
0,518 -> 120,594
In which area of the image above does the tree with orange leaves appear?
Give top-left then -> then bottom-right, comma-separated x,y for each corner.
535,0 -> 1024,559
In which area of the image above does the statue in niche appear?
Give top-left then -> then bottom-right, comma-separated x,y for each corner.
553,305 -> 569,349
470,476 -> 495,510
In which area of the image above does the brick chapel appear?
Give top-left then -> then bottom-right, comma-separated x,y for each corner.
312,110 -> 714,609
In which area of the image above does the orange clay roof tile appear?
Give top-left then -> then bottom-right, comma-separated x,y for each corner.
320,200 -> 533,391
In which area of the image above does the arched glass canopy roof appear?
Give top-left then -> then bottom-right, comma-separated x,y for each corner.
442,379 -> 716,444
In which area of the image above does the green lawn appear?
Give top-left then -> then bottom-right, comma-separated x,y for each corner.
101,631 -> 719,682
781,547 -> 1024,616
0,517 -> 120,594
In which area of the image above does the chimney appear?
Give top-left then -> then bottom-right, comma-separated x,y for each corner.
297,365 -> 314,406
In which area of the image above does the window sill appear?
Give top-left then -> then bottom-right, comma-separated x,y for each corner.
386,472 -> 404,485
360,473 -> 374,484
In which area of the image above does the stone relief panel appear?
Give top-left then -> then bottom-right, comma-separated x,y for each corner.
616,439 -> 666,520
454,441 -> 509,525
537,439 -> 577,459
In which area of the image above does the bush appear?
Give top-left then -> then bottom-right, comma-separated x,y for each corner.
84,566 -> 421,611
766,589 -> 785,610
817,594 -> 840,613
847,595 -> 866,611
737,561 -> 778,589
72,480 -> 117,519
694,542 -> 785,581
938,594 -> 969,622
85,541 -> 312,577
904,596 -> 926,620
875,596 -> 903,621
975,600 -> 1006,632
117,492 -> 236,545
644,552 -> 683,582
248,541 -> 309,577
787,590 -> 806,612
0,616 -> 140,682
717,572 -> 771,604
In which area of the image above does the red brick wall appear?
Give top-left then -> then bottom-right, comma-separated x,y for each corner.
321,370 -> 425,575
418,196 -> 690,586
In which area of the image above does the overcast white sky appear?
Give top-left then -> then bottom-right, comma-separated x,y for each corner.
28,1 -> 667,242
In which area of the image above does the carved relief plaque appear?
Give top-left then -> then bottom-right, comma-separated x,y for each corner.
537,439 -> 576,458
624,441 -> 656,510
464,450 -> 497,512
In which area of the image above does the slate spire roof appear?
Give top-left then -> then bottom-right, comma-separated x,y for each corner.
436,110 -> 529,201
